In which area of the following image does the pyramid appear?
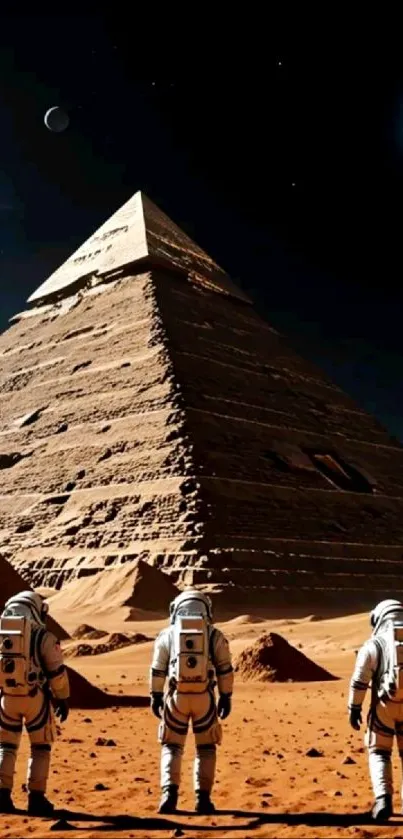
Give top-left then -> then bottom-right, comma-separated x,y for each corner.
1,190 -> 403,610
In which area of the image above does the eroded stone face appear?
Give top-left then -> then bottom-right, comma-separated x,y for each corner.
0,272 -> 202,589
152,271 -> 403,607
1,193 -> 403,609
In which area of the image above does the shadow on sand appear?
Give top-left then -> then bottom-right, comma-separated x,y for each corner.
46,807 -> 260,832
16,806 -> 403,832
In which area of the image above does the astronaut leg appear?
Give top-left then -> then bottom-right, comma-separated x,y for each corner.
395,706 -> 403,811
368,749 -> 393,797
26,690 -> 56,793
159,692 -> 189,793
365,700 -> 394,815
0,694 -> 23,791
192,689 -> 220,794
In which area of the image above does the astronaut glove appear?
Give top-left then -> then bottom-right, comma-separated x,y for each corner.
349,707 -> 362,731
54,698 -> 69,723
151,692 -> 164,718
218,693 -> 232,720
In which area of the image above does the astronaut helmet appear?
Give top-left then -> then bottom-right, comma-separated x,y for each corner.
2,590 -> 49,626
169,590 -> 213,624
370,599 -> 403,633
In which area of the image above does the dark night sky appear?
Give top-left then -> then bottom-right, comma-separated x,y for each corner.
0,16 -> 402,438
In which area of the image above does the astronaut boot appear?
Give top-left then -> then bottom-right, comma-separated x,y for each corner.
195,789 -> 216,815
0,788 -> 16,814
158,784 -> 178,814
27,791 -> 55,817
371,794 -> 392,822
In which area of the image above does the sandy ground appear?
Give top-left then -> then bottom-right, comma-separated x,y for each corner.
4,608 -> 403,838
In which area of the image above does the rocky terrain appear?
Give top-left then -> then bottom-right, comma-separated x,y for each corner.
1,600 -> 402,839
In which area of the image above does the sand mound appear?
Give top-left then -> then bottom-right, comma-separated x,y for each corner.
65,631 -> 151,658
48,559 -> 180,620
303,614 -> 324,623
226,614 -> 266,626
72,624 -> 108,640
234,633 -> 338,682
0,555 -> 69,640
66,666 -> 148,709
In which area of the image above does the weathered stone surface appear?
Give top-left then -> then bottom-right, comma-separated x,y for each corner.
27,192 -> 250,306
1,191 -> 403,608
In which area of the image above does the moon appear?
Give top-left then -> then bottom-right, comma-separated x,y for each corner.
44,107 -> 69,133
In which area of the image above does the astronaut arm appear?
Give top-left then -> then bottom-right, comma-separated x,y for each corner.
150,630 -> 170,695
348,640 -> 378,711
212,629 -> 234,696
40,632 -> 70,701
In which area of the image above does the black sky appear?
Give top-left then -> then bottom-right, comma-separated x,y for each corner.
0,16 -> 402,438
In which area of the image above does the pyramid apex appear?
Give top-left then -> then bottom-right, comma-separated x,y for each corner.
28,191 -> 250,306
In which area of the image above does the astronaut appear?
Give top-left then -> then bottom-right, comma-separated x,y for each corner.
150,590 -> 234,815
348,598 -> 403,822
0,591 -> 70,816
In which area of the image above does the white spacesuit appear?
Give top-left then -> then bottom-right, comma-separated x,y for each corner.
348,598 -> 403,822
150,590 -> 234,815
0,591 -> 70,816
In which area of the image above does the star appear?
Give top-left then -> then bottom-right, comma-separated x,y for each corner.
277,60 -> 283,67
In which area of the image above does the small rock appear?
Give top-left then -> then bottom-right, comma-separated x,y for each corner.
261,800 -> 269,808
94,782 -> 109,791
333,790 -> 342,797
172,829 -> 184,837
89,752 -> 97,758
306,748 -> 323,758
342,755 -> 356,765
83,717 -> 92,723
50,820 -> 75,832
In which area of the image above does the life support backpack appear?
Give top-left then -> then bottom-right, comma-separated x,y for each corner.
0,615 -> 46,697
375,620 -> 403,701
170,613 -> 214,693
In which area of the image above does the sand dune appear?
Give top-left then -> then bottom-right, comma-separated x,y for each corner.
47,559 -> 180,623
